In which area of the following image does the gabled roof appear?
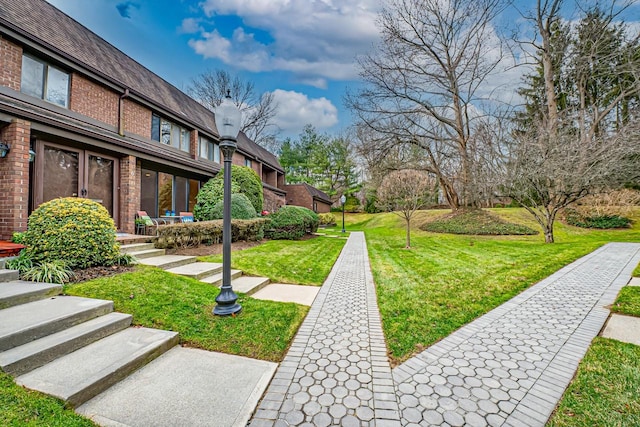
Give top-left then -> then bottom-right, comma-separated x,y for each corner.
0,0 -> 218,136
287,183 -> 332,204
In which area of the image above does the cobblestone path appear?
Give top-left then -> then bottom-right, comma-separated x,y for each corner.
250,232 -> 401,426
393,243 -> 640,426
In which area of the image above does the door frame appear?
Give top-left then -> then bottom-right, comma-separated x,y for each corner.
33,140 -> 120,227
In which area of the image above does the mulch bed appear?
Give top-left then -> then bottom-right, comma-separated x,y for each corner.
70,265 -> 135,283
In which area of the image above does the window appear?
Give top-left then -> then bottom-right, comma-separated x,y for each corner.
198,136 -> 220,163
151,113 -> 191,153
20,54 -> 70,108
245,158 -> 252,168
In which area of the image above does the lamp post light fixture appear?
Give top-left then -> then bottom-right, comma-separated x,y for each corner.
213,93 -> 242,316
340,194 -> 346,233
0,142 -> 10,158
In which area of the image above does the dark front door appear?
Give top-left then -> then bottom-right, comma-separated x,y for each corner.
34,141 -> 119,226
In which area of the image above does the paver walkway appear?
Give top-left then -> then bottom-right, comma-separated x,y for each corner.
393,242 -> 640,426
250,231 -> 401,426
251,239 -> 640,427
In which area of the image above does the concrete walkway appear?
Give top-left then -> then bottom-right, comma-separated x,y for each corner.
250,231 -> 401,426
393,242 -> 640,426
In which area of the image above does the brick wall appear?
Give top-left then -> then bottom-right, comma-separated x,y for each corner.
123,99 -> 151,139
0,36 -> 22,91
119,155 -> 140,233
0,119 -> 31,239
264,188 -> 285,213
69,74 -> 119,127
315,200 -> 331,213
231,151 -> 244,166
284,184 -> 312,210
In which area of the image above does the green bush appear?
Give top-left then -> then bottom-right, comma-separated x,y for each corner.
344,195 -> 362,213
564,208 -> 631,229
194,165 -> 263,220
6,250 -> 32,272
24,198 -> 120,269
11,231 -> 26,244
265,206 -> 319,240
155,218 -> 268,249
210,193 -> 257,220
318,213 -> 337,226
422,209 -> 538,235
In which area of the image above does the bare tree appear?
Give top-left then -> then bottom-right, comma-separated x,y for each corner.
347,0 -> 507,210
189,69 -> 278,147
503,121 -> 639,243
377,169 -> 436,248
505,0 -> 640,243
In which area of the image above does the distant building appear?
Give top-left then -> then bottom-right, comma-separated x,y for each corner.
284,183 -> 332,213
0,0 -> 287,239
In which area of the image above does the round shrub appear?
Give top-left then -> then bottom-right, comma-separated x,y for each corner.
193,165 -> 263,221
24,197 -> 120,269
265,206 -> 319,240
210,193 -> 257,219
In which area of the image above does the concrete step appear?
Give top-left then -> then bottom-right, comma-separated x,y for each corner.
201,269 -> 243,286
166,262 -> 223,280
119,243 -> 156,254
0,281 -> 62,309
231,276 -> 270,295
16,327 -> 179,408
137,255 -> 197,270
0,312 -> 132,376
128,248 -> 167,259
0,296 -> 113,351
0,268 -> 20,283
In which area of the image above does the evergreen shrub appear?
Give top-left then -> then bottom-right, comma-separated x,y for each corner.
265,206 -> 319,240
210,193 -> 257,220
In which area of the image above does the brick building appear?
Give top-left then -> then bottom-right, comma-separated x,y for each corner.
284,183 -> 332,213
0,0 -> 286,239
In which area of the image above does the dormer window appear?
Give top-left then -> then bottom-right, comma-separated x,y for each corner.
20,54 -> 70,108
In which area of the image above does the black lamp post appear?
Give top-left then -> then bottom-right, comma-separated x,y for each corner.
340,194 -> 346,233
213,94 -> 242,316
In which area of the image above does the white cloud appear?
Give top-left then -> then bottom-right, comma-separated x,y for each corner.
189,0 -> 381,84
179,18 -> 202,34
270,89 -> 339,134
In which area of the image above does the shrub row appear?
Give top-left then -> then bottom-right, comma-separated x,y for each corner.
564,208 -> 631,229
265,206 -> 319,240
154,218 -> 268,249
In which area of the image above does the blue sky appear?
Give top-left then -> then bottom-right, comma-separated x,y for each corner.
45,0 -> 639,140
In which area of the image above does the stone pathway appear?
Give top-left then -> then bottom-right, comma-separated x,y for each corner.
393,242 -> 640,426
250,231 -> 401,426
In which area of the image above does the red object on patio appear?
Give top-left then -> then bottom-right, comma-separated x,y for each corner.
0,241 -> 25,257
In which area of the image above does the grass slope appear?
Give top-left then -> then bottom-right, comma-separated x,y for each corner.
422,209 -> 538,235
349,208 -> 640,364
611,286 -> 640,317
66,266 -> 307,361
0,371 -> 95,426
198,237 -> 345,286
547,338 -> 640,427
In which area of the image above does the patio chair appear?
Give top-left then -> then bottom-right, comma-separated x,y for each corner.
136,211 -> 165,235
179,212 -> 194,223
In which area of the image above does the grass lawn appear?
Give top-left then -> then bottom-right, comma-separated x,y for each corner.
65,266 -> 307,362
346,208 -> 640,364
547,338 -> 640,427
0,371 -> 95,427
198,236 -> 345,286
611,286 -> 640,317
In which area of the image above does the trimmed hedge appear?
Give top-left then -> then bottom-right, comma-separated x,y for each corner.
265,206 -> 319,240
193,165 -> 263,221
318,213 -> 337,226
155,218 -> 268,249
24,198 -> 120,269
564,208 -> 631,229
210,193 -> 257,220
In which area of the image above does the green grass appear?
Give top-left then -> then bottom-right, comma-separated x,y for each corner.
347,208 -> 640,363
611,286 -> 640,317
633,262 -> 640,277
0,371 -> 95,426
422,209 -> 538,235
65,266 -> 307,362
547,338 -> 640,427
198,237 -> 346,286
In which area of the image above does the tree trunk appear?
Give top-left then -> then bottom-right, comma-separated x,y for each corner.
543,210 -> 556,243
405,217 -> 411,249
